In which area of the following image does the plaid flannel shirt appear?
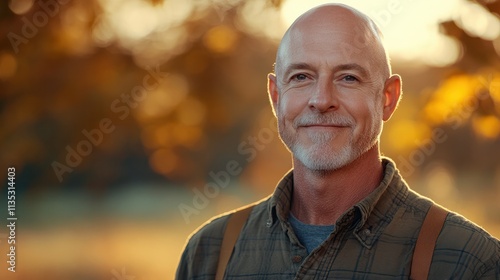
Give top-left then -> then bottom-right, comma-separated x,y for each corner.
176,158 -> 500,279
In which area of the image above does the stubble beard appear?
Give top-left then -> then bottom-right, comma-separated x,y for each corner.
278,113 -> 382,172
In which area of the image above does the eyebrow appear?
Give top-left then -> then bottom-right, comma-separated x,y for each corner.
334,63 -> 369,78
282,62 -> 314,79
281,62 -> 369,79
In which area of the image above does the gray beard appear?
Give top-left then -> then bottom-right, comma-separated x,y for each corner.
289,134 -> 376,172
279,118 -> 381,172
292,140 -> 355,171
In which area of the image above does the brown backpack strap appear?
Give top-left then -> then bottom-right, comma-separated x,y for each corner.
410,204 -> 448,280
215,205 -> 254,280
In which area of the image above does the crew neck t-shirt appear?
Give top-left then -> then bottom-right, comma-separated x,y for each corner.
288,213 -> 335,254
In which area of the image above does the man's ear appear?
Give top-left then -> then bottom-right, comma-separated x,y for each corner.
382,74 -> 402,121
267,73 -> 279,117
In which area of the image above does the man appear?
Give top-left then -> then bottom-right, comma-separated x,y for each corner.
176,4 -> 500,279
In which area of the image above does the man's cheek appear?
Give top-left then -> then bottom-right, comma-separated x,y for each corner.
283,96 -> 308,115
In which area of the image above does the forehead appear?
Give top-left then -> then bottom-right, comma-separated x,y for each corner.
276,8 -> 383,75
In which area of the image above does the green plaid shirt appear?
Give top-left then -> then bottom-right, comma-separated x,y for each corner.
176,158 -> 500,279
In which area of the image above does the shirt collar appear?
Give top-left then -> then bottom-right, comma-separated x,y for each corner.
267,158 -> 409,247
267,169 -> 294,226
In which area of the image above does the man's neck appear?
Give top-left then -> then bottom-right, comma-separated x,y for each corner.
290,146 -> 384,225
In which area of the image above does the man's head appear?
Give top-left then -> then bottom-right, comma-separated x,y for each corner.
268,4 -> 402,172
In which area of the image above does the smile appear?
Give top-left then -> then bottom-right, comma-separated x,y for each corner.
300,124 -> 349,129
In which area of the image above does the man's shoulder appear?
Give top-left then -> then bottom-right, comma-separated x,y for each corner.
441,210 -> 500,249
401,190 -> 500,275
184,196 -> 271,247
404,190 -> 500,250
402,189 -> 499,244
401,189 -> 499,259
185,212 -> 228,247
432,211 -> 500,277
176,197 -> 271,279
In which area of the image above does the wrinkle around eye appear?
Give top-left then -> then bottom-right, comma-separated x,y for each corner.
339,74 -> 360,83
287,74 -> 315,88
291,73 -> 308,81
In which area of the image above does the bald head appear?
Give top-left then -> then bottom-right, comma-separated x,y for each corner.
275,4 -> 391,82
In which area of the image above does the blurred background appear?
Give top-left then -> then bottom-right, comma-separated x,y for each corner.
0,0 -> 499,279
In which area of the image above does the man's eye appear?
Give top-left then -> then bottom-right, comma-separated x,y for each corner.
343,75 -> 358,82
292,74 -> 308,81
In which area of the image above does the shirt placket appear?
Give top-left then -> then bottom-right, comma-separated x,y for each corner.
293,208 -> 359,279
278,218 -> 309,276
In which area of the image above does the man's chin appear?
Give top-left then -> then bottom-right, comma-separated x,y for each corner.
293,149 -> 354,172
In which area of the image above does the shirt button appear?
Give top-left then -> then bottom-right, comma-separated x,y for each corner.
292,255 -> 303,263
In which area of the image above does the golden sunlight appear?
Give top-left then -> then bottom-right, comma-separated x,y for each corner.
279,0 -> 467,66
423,75 -> 484,126
203,25 -> 239,54
472,115 -> 500,139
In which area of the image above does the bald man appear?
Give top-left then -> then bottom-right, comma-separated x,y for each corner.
176,4 -> 500,279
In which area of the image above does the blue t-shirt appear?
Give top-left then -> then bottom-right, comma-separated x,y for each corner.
288,213 -> 335,254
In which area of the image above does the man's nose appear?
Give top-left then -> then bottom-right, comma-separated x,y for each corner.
308,79 -> 339,112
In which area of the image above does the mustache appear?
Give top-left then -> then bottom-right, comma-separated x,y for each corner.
294,113 -> 354,127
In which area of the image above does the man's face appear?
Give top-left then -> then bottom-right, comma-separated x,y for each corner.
270,19 -> 387,171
